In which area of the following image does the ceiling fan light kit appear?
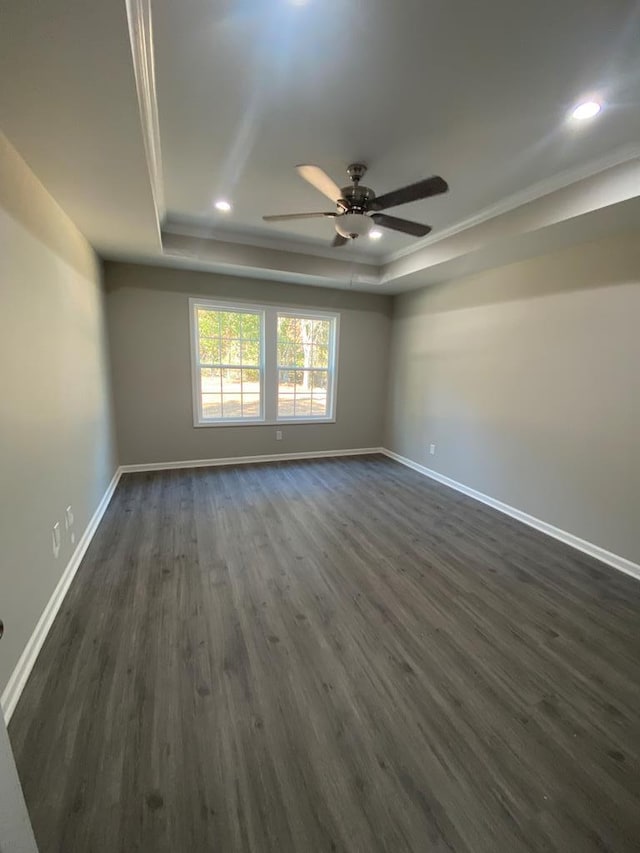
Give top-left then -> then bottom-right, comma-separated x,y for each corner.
263,162 -> 449,248
335,212 -> 374,239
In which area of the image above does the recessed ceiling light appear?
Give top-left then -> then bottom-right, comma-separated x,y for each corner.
369,229 -> 383,240
215,200 -> 231,212
571,100 -> 602,120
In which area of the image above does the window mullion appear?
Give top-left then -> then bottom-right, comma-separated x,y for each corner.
264,307 -> 277,422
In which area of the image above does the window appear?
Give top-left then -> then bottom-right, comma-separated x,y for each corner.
190,300 -> 338,426
192,304 -> 264,424
277,314 -> 333,419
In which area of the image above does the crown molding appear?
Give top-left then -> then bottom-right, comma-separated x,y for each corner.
125,0 -> 164,242
385,144 -> 640,264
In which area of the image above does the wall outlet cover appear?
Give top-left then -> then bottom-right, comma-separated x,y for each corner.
52,522 -> 61,558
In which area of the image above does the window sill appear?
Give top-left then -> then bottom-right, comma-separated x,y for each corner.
194,418 -> 337,428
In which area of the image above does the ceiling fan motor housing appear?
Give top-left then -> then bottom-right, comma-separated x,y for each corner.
335,213 -> 373,239
340,184 -> 376,211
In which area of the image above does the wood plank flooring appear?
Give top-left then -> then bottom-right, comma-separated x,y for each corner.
9,454 -> 640,852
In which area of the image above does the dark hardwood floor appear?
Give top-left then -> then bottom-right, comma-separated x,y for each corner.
9,455 -> 640,852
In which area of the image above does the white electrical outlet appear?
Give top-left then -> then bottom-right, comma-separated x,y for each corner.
429,443 -> 436,456
52,522 -> 61,558
64,505 -> 74,530
276,430 -> 283,441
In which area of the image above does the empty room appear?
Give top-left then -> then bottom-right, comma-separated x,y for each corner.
1,1 -> 639,851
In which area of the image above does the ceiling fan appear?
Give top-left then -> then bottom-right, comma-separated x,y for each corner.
263,163 -> 449,247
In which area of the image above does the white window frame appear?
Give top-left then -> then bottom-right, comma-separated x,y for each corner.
189,298 -> 339,427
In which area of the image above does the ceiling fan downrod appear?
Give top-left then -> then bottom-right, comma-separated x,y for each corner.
340,164 -> 377,213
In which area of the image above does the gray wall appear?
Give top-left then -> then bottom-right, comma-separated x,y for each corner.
105,263 -> 392,464
0,714 -> 37,852
386,230 -> 640,564
0,134 -> 118,699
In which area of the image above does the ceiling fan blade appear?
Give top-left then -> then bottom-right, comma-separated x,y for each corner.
373,176 -> 448,211
331,234 -> 350,248
371,213 -> 432,237
263,212 -> 337,222
296,164 -> 342,203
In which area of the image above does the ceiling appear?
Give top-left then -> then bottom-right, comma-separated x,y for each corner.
1,0 -> 639,292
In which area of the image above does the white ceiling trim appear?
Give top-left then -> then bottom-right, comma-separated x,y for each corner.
125,0 -> 164,236
385,143 -> 640,263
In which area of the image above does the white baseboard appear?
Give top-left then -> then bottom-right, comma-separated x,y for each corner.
381,448 -> 640,582
1,468 -> 123,724
119,447 -> 383,474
